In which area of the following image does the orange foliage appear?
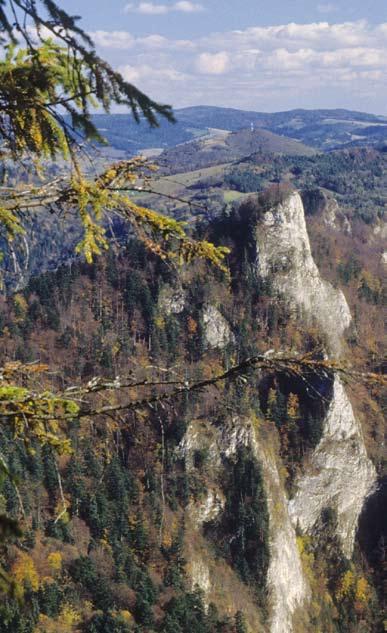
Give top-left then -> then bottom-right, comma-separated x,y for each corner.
187,315 -> 198,335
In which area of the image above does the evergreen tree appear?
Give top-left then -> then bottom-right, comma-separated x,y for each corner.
235,611 -> 248,633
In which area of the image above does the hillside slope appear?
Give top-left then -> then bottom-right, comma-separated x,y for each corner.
0,189 -> 384,633
157,127 -> 315,174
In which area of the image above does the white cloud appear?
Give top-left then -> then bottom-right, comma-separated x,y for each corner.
119,63 -> 188,82
92,30 -> 135,49
90,20 -> 387,113
123,1 -> 204,14
321,47 -> 387,68
91,30 -> 196,53
204,20 -> 375,52
262,46 -> 387,72
263,47 -> 316,71
376,23 -> 387,38
125,2 -> 168,14
138,34 -> 196,49
174,1 -> 204,12
196,51 -> 230,74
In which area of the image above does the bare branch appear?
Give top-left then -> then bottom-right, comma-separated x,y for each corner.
78,354 -> 386,418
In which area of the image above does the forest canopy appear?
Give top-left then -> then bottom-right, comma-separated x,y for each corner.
0,0 -> 385,458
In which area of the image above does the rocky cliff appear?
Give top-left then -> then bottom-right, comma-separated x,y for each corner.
288,376 -> 376,559
0,189 -> 381,633
180,415 -> 310,633
180,191 -> 376,632
254,192 -> 352,355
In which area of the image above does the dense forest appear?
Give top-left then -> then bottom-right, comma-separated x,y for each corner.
0,2 -> 385,632
0,185 -> 385,631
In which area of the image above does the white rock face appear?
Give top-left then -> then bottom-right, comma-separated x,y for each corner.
252,191 -> 376,622
322,196 -> 340,230
158,284 -> 185,315
220,422 -> 310,633
202,305 -> 234,349
180,417 -> 310,633
254,192 -> 352,355
188,488 -> 225,528
189,557 -> 212,597
321,195 -> 351,234
250,431 -> 310,633
179,191 -> 376,633
288,377 -> 376,558
373,220 -> 387,240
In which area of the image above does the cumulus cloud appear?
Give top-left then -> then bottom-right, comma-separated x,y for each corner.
196,51 -> 230,74
92,30 -> 135,49
91,19 -> 387,112
123,1 -> 204,14
262,46 -> 387,72
92,30 -> 195,50
206,20 -> 377,51
119,63 -> 188,82
174,1 -> 204,12
138,34 -> 196,49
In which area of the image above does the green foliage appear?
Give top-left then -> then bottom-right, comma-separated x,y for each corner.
225,149 -> 387,226
225,168 -> 266,193
0,208 -> 24,242
124,270 -> 155,332
162,528 -> 186,589
0,594 -> 37,632
0,42 -> 79,159
38,581 -> 63,618
0,5 -> 230,280
161,588 -> 207,633
0,178 -> 383,633
84,612 -> 133,633
303,508 -> 380,633
206,448 -> 269,604
0,1 -> 173,161
70,556 -> 115,612
235,611 -> 248,633
337,256 -> 362,285
265,381 -> 327,488
0,376 -> 78,455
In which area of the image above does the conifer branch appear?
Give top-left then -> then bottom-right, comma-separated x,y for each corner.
80,354 -> 386,418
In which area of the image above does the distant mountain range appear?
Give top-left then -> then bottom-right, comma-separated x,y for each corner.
92,106 -> 387,155
156,126 -> 316,174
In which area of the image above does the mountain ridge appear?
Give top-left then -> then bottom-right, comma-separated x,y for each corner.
91,106 -> 387,155
176,105 -> 387,124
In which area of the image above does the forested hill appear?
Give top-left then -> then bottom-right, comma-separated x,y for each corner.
91,107 -> 387,154
1,1 -> 384,631
156,127 -> 315,174
0,187 -> 384,633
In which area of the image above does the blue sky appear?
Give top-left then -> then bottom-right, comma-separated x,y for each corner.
61,1 -> 387,113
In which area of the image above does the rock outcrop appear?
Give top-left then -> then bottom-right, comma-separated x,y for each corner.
202,305 -> 234,349
181,191 -> 376,632
253,192 -> 376,627
158,283 -> 186,315
288,376 -> 376,558
180,416 -> 309,633
301,188 -> 351,233
254,192 -> 352,355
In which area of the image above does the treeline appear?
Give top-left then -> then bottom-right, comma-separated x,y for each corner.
224,148 -> 387,225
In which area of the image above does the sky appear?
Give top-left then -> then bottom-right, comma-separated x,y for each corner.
60,0 -> 387,114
